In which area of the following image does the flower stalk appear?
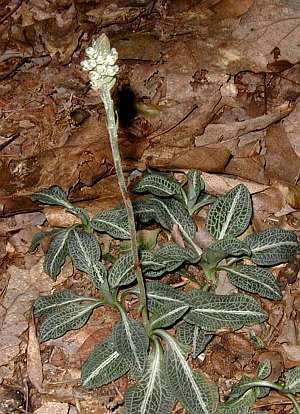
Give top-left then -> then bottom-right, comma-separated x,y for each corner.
81,34 -> 149,327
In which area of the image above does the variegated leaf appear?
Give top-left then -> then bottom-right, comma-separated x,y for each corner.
206,238 -> 251,264
192,193 -> 216,213
144,281 -> 188,313
150,301 -> 189,330
227,376 -> 267,401
257,360 -> 272,380
113,315 -> 149,378
81,337 -> 129,389
34,289 -> 96,317
145,244 -> 198,278
187,170 -> 204,207
88,261 -> 108,291
185,291 -> 267,331
150,197 -> 197,241
222,265 -> 282,300
134,172 -> 182,198
91,208 -> 130,239
43,228 -> 72,280
125,340 -> 174,414
176,322 -> 213,358
32,186 -> 71,208
207,184 -> 252,240
132,199 -> 157,224
162,332 -> 218,414
108,252 -> 136,288
284,366 -> 300,394
245,228 -> 298,265
40,302 -> 97,342
68,228 -> 101,276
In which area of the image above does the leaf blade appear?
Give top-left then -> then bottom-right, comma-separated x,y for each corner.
112,315 -> 149,378
32,186 -> 70,208
43,228 -> 72,280
68,228 -> 101,276
162,332 -> 218,414
222,265 -> 282,300
245,228 -> 298,265
124,340 -> 174,414
207,184 -> 252,240
91,208 -> 130,240
39,303 -> 96,342
134,172 -> 182,198
81,337 -> 129,389
185,291 -> 268,331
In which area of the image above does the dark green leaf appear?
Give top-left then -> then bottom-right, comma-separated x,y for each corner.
113,315 -> 149,378
257,360 -> 272,380
187,170 -> 204,207
134,172 -> 182,198
34,289 -> 95,317
81,337 -> 129,389
245,228 -> 298,266
124,340 -> 174,414
68,228 -> 101,276
88,261 -> 108,292
150,301 -> 189,330
43,228 -> 72,280
145,244 -> 198,278
40,303 -> 97,341
185,291 -> 268,331
176,322 -> 213,358
284,366 -> 300,394
108,252 -> 136,288
150,197 -> 197,241
206,238 -> 251,264
207,184 -> 252,240
162,332 -> 218,414
32,186 -> 71,208
222,265 -> 282,300
132,199 -> 157,223
144,281 -> 188,313
192,193 -> 216,213
91,208 -> 130,239
217,389 -> 257,414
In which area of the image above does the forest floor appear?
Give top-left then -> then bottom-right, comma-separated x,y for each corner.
1,0 -> 300,413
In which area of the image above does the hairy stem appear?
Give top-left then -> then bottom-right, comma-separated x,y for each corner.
100,88 -> 149,327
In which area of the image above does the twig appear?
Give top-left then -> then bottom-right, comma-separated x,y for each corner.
0,133 -> 19,151
148,104 -> 198,140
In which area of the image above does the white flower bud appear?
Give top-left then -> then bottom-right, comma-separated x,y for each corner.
81,34 -> 118,91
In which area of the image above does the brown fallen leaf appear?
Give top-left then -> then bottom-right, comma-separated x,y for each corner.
148,145 -> 231,172
194,102 -> 294,148
211,0 -> 254,19
33,402 -> 69,414
201,172 -> 268,195
265,123 -> 300,185
277,247 -> 300,288
0,258 -> 70,378
27,319 -> 43,393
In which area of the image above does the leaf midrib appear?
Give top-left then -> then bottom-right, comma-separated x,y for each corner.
166,334 -> 209,414
82,350 -> 119,387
